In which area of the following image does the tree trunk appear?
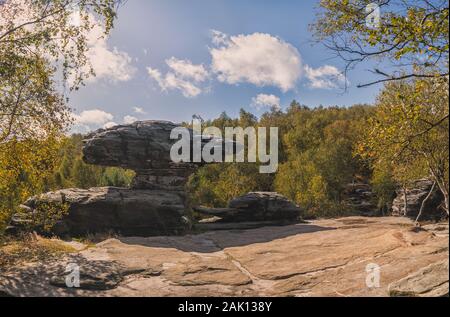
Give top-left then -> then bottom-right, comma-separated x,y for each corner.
403,186 -> 408,216
429,168 -> 449,216
415,182 -> 436,225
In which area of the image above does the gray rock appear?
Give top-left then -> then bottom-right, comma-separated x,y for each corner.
392,179 -> 445,220
389,260 -> 449,297
229,192 -> 302,220
82,121 -> 194,191
194,192 -> 302,222
82,120 -> 238,190
13,187 -> 188,236
83,121 -> 181,170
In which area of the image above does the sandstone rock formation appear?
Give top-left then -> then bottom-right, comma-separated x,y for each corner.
17,187 -> 188,236
342,183 -> 377,216
193,192 -> 302,228
1,217 -> 448,297
9,121 -> 228,236
82,120 -> 210,191
392,179 -> 445,220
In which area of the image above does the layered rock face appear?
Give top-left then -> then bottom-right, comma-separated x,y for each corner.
342,183 -> 377,216
392,179 -> 445,220
228,192 -> 302,221
19,188 -> 188,236
82,121 -> 200,192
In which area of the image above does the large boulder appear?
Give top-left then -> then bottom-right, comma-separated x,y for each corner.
392,179 -> 445,220
82,120 -> 236,190
11,187 -> 189,237
83,121 -> 185,171
194,192 -> 302,223
82,121 -> 194,191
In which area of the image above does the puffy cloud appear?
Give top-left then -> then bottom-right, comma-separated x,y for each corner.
83,19 -> 136,83
1,4 -> 135,84
73,109 -> 113,126
166,57 -> 209,82
304,65 -> 346,89
147,58 -> 209,98
103,121 -> 118,129
72,109 -> 114,132
210,32 -> 302,92
251,94 -> 281,110
123,115 -> 138,124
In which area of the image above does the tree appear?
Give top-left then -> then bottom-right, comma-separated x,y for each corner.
370,162 -> 397,215
358,78 -> 449,216
0,135 -> 62,232
312,0 -> 449,88
1,0 -> 121,143
0,0 -> 123,232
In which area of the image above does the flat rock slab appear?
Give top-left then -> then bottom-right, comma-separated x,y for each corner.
388,260 -> 449,297
1,217 -> 448,297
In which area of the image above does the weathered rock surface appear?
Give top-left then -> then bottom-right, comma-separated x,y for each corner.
82,120 -> 232,191
12,187 -> 188,236
83,121 -> 185,171
392,179 -> 445,220
343,183 -> 377,216
388,259 -> 449,297
83,121 -> 195,191
1,217 -> 448,297
194,192 -> 302,223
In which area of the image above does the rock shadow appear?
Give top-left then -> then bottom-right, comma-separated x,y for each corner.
116,222 -> 336,253
0,255 -> 125,297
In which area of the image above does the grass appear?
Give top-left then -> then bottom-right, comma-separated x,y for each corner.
0,233 -> 78,271
72,230 -> 119,245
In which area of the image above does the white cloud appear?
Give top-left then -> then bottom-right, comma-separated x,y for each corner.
0,6 -> 135,84
84,21 -> 136,83
123,115 -> 138,124
72,109 -> 115,132
166,57 -> 209,82
73,109 -> 113,126
133,107 -> 146,114
103,122 -> 118,129
147,58 -> 209,98
251,94 -> 281,110
304,65 -> 346,89
210,32 -> 302,92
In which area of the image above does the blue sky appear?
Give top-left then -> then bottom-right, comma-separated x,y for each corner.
70,0 -> 382,131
